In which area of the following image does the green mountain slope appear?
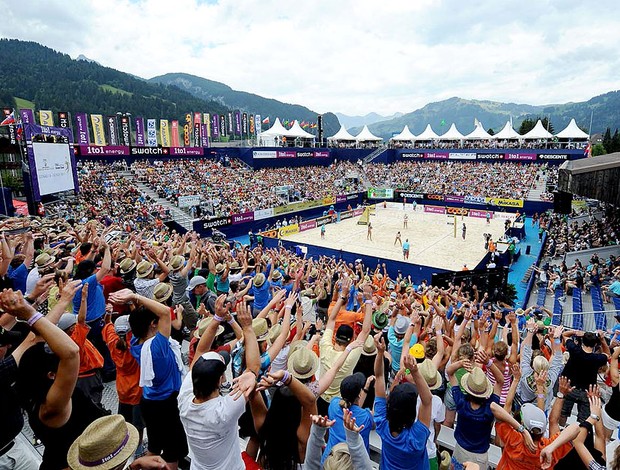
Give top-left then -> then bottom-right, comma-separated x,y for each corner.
149,73 -> 340,136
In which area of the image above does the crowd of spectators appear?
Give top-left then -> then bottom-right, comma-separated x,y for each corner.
389,140 -> 588,151
364,161 -> 547,200
0,214 -> 618,470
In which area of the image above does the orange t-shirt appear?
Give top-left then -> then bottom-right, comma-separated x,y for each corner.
334,310 -> 365,337
496,422 -> 572,470
71,323 -> 104,377
102,323 -> 142,405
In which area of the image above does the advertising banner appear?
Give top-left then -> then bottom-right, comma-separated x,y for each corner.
445,195 -> 465,203
201,124 -> 209,147
169,147 -> 203,156
278,224 -> 300,237
353,208 -> 364,216
485,197 -> 524,208
171,120 -> 180,147
469,209 -> 492,219
74,113 -> 90,145
537,153 -> 568,161
90,114 -> 107,146
242,112 -> 248,136
314,151 -> 329,157
120,116 -> 131,146
277,151 -> 296,158
504,152 -> 536,161
336,195 -> 347,203
315,215 -> 332,227
261,229 -> 278,238
183,114 -> 191,146
220,114 -> 227,137
299,220 -> 317,232
396,191 -> 424,200
464,195 -> 486,205
201,216 -> 231,230
424,152 -> 449,159
446,207 -> 469,216
20,108 -> 35,124
212,114 -> 219,138
255,114 -> 262,135
254,207 -> 274,220
401,152 -> 425,159
204,113 -> 211,137
448,152 -> 476,160
39,110 -> 54,126
426,194 -> 444,201
424,205 -> 446,214
147,119 -> 158,147
234,111 -> 241,135
477,152 -> 503,160
160,120 -> 171,147
106,116 -> 118,146
367,188 -> 394,199
322,196 -> 336,205
253,150 -> 277,159
79,145 -> 128,156
193,113 -> 202,147
232,211 -> 254,225
57,112 -> 70,129
227,112 -> 233,135
339,210 -> 354,221
135,117 -> 146,147
178,195 -> 201,208
249,114 -> 255,135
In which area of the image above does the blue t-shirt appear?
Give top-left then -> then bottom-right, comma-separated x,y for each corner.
8,263 -> 28,293
215,273 -> 229,293
322,398 -> 374,463
452,386 -> 500,453
609,281 -> 620,295
131,332 -> 182,400
250,280 -> 272,310
72,273 -> 106,322
375,396 -> 430,470
387,326 -> 417,372
403,241 -> 410,251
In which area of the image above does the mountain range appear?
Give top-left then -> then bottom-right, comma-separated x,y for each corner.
0,39 -> 618,142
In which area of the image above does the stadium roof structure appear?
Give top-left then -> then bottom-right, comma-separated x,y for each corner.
416,124 -> 439,140
555,118 -> 589,139
523,120 -> 553,139
391,125 -> 417,141
492,120 -> 521,139
328,125 -> 357,141
356,125 -> 382,141
464,122 -> 492,140
439,123 -> 465,140
559,152 -> 620,206
287,120 -> 315,139
259,117 -> 291,137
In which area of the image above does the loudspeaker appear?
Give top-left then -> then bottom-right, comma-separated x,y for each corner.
525,245 -> 531,255
553,191 -> 572,214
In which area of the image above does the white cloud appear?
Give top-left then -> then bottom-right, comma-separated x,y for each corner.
0,0 -> 618,115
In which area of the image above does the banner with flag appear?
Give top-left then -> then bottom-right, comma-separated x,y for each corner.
256,114 -> 262,135
249,114 -> 255,135
146,119 -> 157,147
204,113 -> 211,137
212,114 -> 219,138
91,114 -> 107,146
57,112 -> 70,129
106,116 -> 119,145
242,113 -> 248,136
75,113 -> 90,145
160,120 -> 171,147
20,109 -> 35,125
262,116 -> 270,125
39,110 -> 54,126
584,142 -> 592,158
1,108 -> 14,125
171,120 -> 180,147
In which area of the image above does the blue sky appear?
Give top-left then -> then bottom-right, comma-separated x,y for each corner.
1,0 -> 618,115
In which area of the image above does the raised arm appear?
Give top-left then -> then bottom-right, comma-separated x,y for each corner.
403,354 -> 432,428
374,333 -> 387,398
77,283 -> 88,325
95,242 -> 111,283
266,292 -> 297,362
110,288 -> 172,338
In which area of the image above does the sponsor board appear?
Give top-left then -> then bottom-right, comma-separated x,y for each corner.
178,195 -> 201,208
464,195 -> 486,205
322,196 -> 336,205
346,194 -> 358,200
79,145 -> 129,156
485,197 -> 524,208
261,229 -> 278,238
254,208 -> 274,220
278,224 -> 300,237
401,152 -> 425,159
504,152 -> 536,161
315,215 -> 332,227
336,195 -> 347,203
424,205 -> 446,214
299,220 -> 317,231
469,209 -> 492,219
232,212 -> 254,225
424,152 -> 449,159
170,147 -> 203,156
444,195 -> 465,203
477,152 -> 504,160
426,194 -> 444,201
314,151 -> 329,157
367,188 -> 394,199
339,210 -> 354,220
277,151 -> 296,158
446,206 -> 469,216
493,212 -> 515,221
202,217 -> 231,229
353,208 -> 364,216
253,150 -> 277,159
537,153 -> 568,160
397,191 -> 424,200
448,152 -> 476,160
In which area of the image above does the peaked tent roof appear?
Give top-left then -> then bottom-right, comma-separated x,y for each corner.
288,120 -> 316,139
259,118 -> 292,137
464,122 -> 492,140
391,125 -> 417,141
328,124 -> 357,141
492,120 -> 521,140
523,120 -> 553,139
555,118 -> 589,139
439,123 -> 465,140
356,125 -> 382,141
416,124 -> 439,140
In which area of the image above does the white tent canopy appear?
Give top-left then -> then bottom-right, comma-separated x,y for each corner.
328,125 -> 357,141
355,125 -> 382,141
287,120 -> 316,139
555,118 -> 589,139
464,122 -> 492,140
416,124 -> 439,140
523,120 -> 553,139
391,125 -> 417,141
492,120 -> 521,140
259,117 -> 292,137
439,123 -> 465,140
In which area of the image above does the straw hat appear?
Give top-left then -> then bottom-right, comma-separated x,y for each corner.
323,443 -> 353,470
271,270 -> 282,281
169,255 -> 185,271
119,258 -> 136,275
418,359 -> 442,390
35,252 -> 56,269
287,348 -> 319,380
461,366 -> 493,399
136,260 -> 154,278
193,317 -> 225,339
267,323 -> 282,344
289,339 -> 308,355
229,261 -> 241,271
361,335 -> 377,356
253,273 -> 266,288
67,415 -> 139,470
215,263 -> 225,274
252,317 -> 269,341
153,283 -> 173,304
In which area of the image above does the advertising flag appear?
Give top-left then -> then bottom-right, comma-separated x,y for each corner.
183,113 -> 191,146
220,114 -> 226,137
201,124 -> 209,147
256,114 -> 262,135
135,117 -> 146,146
227,112 -> 233,135
106,116 -> 119,145
39,110 -> 54,126
171,120 -> 180,147
57,112 -> 70,129
75,113 -> 90,145
160,120 -> 171,147
204,113 -> 211,137
90,114 -> 107,146
120,115 -> 131,146
146,119 -> 157,146
234,111 -> 241,135
212,114 -> 219,138
242,112 -> 248,136
249,114 -> 255,135
193,112 -> 201,147
20,109 -> 35,124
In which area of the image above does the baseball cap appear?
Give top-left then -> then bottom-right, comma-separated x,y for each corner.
340,372 -> 366,403
335,325 -> 354,343
186,275 -> 207,291
114,315 -> 131,335
409,343 -> 425,360
192,351 -> 231,383
58,313 -> 77,331
394,315 -> 410,335
521,403 -> 547,434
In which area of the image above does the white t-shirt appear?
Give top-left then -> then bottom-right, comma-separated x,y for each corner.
25,267 -> 40,296
178,373 -> 247,470
416,394 -> 446,458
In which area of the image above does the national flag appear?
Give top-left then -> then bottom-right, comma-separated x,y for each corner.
584,142 -> 592,158
262,116 -> 270,125
0,112 -> 15,126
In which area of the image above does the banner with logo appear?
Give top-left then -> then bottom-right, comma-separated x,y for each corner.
485,197 -> 524,208
39,110 -> 54,126
444,195 -> 465,203
232,212 -> 254,225
119,116 -> 131,146
277,150 -> 296,158
101,116 -> 117,145
426,194 -> 444,201
249,114 -> 255,135
254,207 -> 274,220
353,208 -> 364,216
367,188 -> 394,199
242,112 -> 248,136
537,153 -> 568,161
299,220 -> 317,231
200,216 -> 231,230
160,120 -> 171,147
315,215 -> 332,227
255,114 -> 262,135
57,112 -> 70,128
339,210 -> 354,221
74,113 -> 90,145
477,152 -> 504,160
396,191 -> 424,200
78,145 -> 129,157
212,114 -> 219,138
234,111 -> 241,135
424,152 -> 449,159
464,195 -> 486,205
227,112 -> 233,135
133,117 -> 145,146
448,152 -> 476,160
201,124 -> 208,147
204,113 -> 211,137
183,113 -> 191,146
446,207 -> 469,216
400,152 -> 425,159
424,205 -> 446,214
504,152 -> 536,161
171,120 -> 180,147
253,150 -> 277,159
20,108 -> 35,124
277,224 -> 299,238
90,114 -> 107,146
193,112 -> 201,147
146,119 -> 157,146
469,209 -> 492,219
178,195 -> 201,208
220,114 -> 227,137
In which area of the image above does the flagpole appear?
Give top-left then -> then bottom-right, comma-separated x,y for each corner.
588,110 -> 594,137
